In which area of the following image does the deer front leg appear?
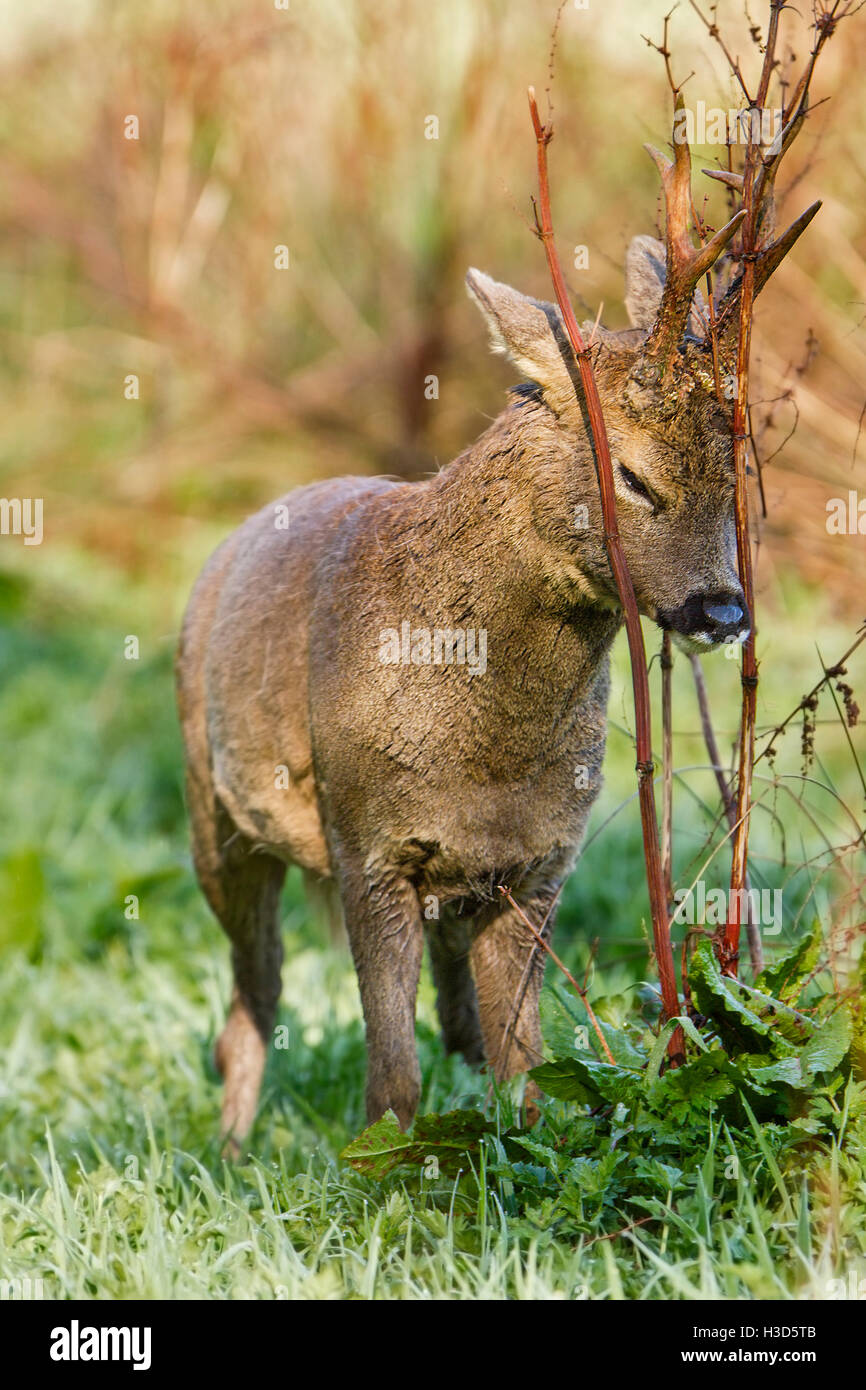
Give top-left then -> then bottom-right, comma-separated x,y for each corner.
341,861 -> 424,1128
470,890 -> 559,1122
426,912 -> 485,1065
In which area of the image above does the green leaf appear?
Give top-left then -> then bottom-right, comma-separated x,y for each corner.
801,1007 -> 852,1078
531,1055 -> 641,1107
339,1108 -> 495,1179
338,1110 -> 408,1178
643,1014 -> 708,1083
529,1059 -> 603,1105
676,1014 -> 712,1053
789,1117 -> 824,1135
689,939 -> 812,1055
565,1151 -> 624,1197
755,921 -> 822,1004
646,1018 -> 683,1081
739,1010 -> 852,1093
645,1049 -> 742,1120
510,1134 -> 565,1175
539,986 -> 647,1067
742,1054 -> 807,1090
633,1156 -> 685,1193
590,1017 -> 648,1068
740,1097 -> 795,1219
539,985 -> 586,1058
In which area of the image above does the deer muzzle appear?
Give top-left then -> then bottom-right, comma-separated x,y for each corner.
658,589 -> 750,650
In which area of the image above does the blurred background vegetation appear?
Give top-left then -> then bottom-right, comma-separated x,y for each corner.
0,0 -> 864,583
0,0 -> 863,1136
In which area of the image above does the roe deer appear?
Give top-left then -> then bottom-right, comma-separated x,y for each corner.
176,118 -> 813,1151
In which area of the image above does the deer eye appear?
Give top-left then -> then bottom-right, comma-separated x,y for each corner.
619,465 -> 654,505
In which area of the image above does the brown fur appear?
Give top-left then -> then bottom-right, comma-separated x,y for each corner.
176,248 -> 747,1152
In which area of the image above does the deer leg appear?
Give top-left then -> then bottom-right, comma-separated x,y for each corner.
189,791 -> 286,1155
470,889 -> 560,1123
426,912 -> 485,1065
302,867 -> 346,947
340,861 -> 424,1129
214,854 -> 285,1156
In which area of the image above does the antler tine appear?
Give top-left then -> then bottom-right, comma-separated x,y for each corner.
754,200 -> 822,291
751,98 -> 810,245
642,96 -> 746,372
715,199 -> 822,336
712,94 -> 820,338
703,169 -> 745,193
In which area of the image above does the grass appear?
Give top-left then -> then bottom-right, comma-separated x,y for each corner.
1,0 -> 864,1307
0,550 -> 864,1301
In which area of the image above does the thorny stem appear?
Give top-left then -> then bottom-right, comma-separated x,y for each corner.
528,88 -> 684,1063
661,632 -> 674,910
697,0 -> 780,975
718,0 -> 848,976
721,243 -> 759,977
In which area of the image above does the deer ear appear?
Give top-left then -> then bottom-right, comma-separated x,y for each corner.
624,235 -> 667,331
465,268 -> 576,412
624,234 -> 706,337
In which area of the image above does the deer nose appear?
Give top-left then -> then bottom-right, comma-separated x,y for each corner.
702,596 -> 746,632
659,589 -> 750,647
694,589 -> 750,644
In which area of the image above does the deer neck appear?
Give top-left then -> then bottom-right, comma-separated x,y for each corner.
398,394 -> 622,709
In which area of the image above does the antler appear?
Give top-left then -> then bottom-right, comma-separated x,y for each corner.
708,97 -> 822,338
713,201 -> 822,337
640,94 -> 746,374
640,89 -> 824,372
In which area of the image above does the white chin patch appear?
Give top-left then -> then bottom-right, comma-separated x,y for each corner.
672,630 -> 716,654
673,627 -> 750,656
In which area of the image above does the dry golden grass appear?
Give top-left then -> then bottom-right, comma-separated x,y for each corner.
0,0 -> 862,615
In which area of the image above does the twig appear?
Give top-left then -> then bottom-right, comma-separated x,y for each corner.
499,886 -> 617,1066
584,1214 -> 656,1246
643,7 -> 693,98
661,632 -> 674,910
690,654 -> 765,974
497,886 -> 563,1077
689,0 -> 753,102
688,0 -> 858,973
756,624 -> 866,766
713,0 -> 788,976
527,88 -> 683,1063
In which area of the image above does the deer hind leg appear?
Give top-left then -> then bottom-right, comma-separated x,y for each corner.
188,783 -> 286,1156
426,911 -> 485,1065
214,852 -> 285,1157
340,860 -> 424,1129
470,889 -> 560,1124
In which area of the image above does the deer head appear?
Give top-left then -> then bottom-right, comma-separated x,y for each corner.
467,99 -> 818,654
